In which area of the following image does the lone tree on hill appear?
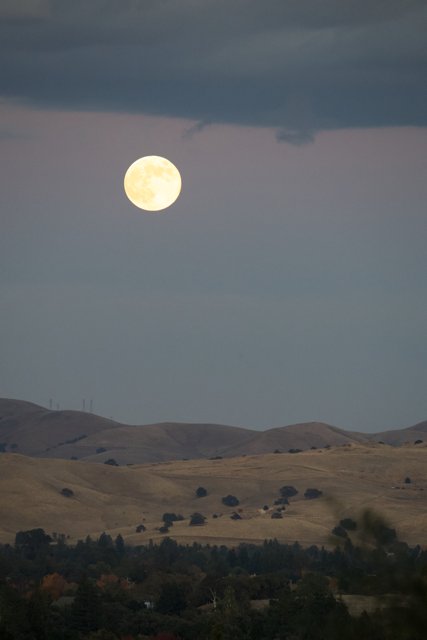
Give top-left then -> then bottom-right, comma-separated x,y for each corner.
60,487 -> 74,498
222,494 -> 239,507
196,486 -> 208,498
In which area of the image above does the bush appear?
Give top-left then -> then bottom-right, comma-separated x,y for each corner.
288,448 -> 302,454
304,488 -> 323,499
104,458 -> 119,466
274,496 -> 289,506
279,486 -> 298,498
189,512 -> 206,526
222,494 -> 239,507
196,486 -> 207,498
162,513 -> 184,523
271,511 -> 283,519
159,525 -> 169,534
414,439 -> 423,445
404,477 -> 411,484
135,524 -> 146,533
230,512 -> 241,520
340,518 -> 357,531
60,488 -> 74,498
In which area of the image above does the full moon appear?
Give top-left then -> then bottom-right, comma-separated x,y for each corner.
124,155 -> 182,211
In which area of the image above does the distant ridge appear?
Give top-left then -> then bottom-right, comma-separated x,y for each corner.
0,398 -> 425,464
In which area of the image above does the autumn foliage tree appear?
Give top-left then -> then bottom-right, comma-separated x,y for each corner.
41,573 -> 67,600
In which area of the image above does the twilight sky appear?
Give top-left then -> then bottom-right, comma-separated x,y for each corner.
0,0 -> 426,431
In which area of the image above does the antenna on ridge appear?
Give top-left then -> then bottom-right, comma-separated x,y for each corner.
90,399 -> 93,413
82,398 -> 86,411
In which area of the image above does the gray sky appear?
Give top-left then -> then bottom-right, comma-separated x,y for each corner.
0,1 -> 426,431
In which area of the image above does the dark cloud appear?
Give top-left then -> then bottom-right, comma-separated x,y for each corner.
1,0 -> 426,141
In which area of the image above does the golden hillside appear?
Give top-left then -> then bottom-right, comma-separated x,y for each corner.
1,443 -> 427,548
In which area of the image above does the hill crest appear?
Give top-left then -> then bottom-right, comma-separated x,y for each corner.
0,397 -> 425,464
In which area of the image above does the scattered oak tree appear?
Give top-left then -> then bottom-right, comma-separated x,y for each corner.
279,486 -> 298,498
189,512 -> 206,526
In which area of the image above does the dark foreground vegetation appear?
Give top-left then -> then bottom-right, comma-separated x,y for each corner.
1,515 -> 427,639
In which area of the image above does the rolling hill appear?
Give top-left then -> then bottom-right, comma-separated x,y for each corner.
1,444 -> 427,547
0,398 -> 425,464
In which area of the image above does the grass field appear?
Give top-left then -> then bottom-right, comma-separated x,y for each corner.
1,443 -> 427,547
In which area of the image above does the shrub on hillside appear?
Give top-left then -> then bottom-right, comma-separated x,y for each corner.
135,524 -> 146,533
271,511 -> 283,519
279,486 -> 298,498
189,512 -> 206,526
304,488 -> 323,499
222,494 -> 239,507
104,458 -> 119,466
162,513 -> 184,523
196,486 -> 207,498
274,496 -> 289,506
60,488 -> 74,498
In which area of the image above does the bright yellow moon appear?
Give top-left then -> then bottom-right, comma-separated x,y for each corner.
124,155 -> 181,211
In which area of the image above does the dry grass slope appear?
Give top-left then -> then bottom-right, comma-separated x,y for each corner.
1,443 -> 427,548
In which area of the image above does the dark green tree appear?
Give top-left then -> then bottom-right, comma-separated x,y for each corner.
114,534 -> 125,554
71,577 -> 103,633
156,582 -> 187,615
